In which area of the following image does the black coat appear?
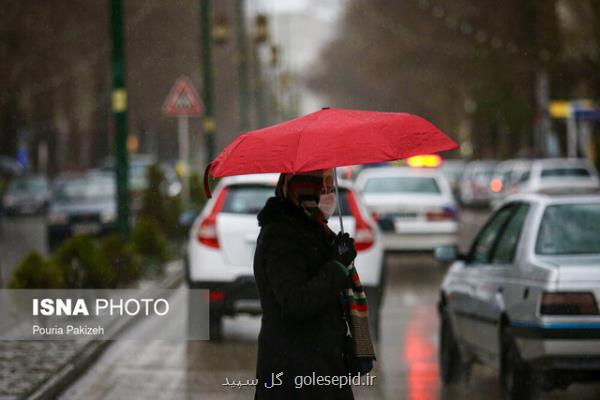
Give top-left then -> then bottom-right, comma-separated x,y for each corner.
253,197 -> 354,400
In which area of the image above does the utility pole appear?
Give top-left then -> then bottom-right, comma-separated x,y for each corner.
109,0 -> 129,235
252,14 -> 269,128
200,0 -> 216,163
252,45 -> 266,128
535,69 -> 551,157
235,0 -> 250,132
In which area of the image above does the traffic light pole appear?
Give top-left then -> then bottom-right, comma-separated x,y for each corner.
200,0 -> 216,164
109,0 -> 130,235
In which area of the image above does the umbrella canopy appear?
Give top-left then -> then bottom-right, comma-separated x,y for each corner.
204,107 -> 458,197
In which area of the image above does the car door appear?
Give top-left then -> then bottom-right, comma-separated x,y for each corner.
470,203 -> 531,358
457,204 -> 517,353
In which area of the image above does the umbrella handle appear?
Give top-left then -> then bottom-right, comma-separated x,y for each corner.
203,163 -> 212,199
333,167 -> 344,234
334,169 -> 356,270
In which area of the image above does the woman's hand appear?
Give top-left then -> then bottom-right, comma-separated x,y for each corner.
332,232 -> 357,267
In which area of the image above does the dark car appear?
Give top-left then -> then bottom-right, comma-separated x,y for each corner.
100,154 -> 182,212
46,173 -> 116,251
2,175 -> 50,215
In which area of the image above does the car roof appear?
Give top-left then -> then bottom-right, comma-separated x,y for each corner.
356,166 -> 442,179
530,158 -> 593,168
495,159 -> 530,169
465,160 -> 497,168
502,190 -> 600,206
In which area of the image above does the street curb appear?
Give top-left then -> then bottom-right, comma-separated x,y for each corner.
23,263 -> 184,400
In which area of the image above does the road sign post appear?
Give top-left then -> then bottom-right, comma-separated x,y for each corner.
177,115 -> 190,202
163,77 -> 203,207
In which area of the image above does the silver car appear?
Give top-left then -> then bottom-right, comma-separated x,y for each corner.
458,160 -> 497,207
436,191 -> 600,399
515,158 -> 600,194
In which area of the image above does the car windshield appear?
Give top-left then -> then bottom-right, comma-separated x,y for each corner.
221,185 -> 274,214
221,184 -> 352,215
536,203 -> 600,255
540,168 -> 591,179
129,164 -> 150,191
55,176 -> 115,202
473,168 -> 495,181
8,177 -> 47,194
363,177 -> 440,194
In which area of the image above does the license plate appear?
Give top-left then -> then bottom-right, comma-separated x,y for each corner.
233,299 -> 261,310
72,223 -> 100,235
394,220 -> 404,233
394,212 -> 418,219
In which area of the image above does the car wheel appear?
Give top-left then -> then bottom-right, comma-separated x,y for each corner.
187,288 -> 206,340
439,310 -> 470,385
209,313 -> 223,341
500,329 -> 540,400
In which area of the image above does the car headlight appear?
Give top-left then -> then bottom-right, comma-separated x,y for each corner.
48,212 -> 68,225
100,210 -> 117,223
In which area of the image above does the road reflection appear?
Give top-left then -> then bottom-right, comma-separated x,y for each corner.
404,306 -> 438,400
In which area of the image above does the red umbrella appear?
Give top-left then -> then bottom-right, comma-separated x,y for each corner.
203,107 -> 458,198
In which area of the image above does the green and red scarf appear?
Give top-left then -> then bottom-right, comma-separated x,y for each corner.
339,261 -> 376,361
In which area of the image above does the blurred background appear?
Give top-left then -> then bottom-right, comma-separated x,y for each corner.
2,1 -> 600,399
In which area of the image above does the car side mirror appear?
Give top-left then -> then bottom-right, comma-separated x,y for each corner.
434,245 -> 461,264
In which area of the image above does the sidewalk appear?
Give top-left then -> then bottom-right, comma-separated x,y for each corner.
0,260 -> 184,400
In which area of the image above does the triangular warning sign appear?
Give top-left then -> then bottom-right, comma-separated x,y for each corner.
162,77 -> 203,116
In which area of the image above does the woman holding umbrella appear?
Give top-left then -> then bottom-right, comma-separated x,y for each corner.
253,169 -> 357,399
202,107 -> 458,398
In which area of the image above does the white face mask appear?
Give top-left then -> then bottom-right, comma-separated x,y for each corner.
319,193 -> 337,219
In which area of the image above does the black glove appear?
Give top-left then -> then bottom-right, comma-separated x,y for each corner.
332,232 -> 357,267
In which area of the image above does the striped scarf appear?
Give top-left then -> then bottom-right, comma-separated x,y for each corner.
339,261 -> 377,362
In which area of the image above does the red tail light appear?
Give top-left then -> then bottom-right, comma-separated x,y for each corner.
540,292 -> 599,315
197,188 -> 229,249
346,191 -> 375,252
209,290 -> 225,302
490,178 -> 503,193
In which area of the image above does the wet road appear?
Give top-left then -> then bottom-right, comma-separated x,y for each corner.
9,209 -> 599,399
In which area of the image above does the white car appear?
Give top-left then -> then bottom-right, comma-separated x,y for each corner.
355,167 -> 458,252
186,173 -> 385,339
436,191 -> 600,399
489,159 -> 532,209
458,160 -> 497,206
515,158 -> 599,195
